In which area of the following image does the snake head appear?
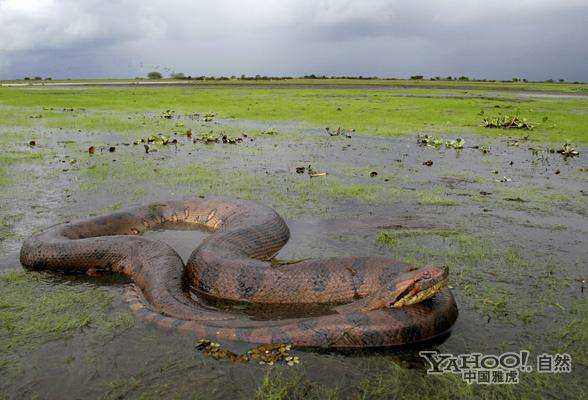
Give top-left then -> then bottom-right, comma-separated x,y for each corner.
389,265 -> 449,308
333,265 -> 450,314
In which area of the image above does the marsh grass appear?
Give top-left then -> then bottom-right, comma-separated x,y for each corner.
255,369 -> 340,400
0,270 -> 135,379
556,298 -> 587,367
0,135 -> 44,186
357,362 -> 582,400
374,230 -> 576,324
1,85 -> 586,143
417,188 -> 458,206
251,361 -> 583,400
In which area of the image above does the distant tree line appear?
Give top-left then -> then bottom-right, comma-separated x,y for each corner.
22,76 -> 52,81
19,72 -> 579,84
141,71 -> 582,84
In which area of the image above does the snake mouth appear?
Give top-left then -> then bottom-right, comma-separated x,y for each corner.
391,277 -> 448,308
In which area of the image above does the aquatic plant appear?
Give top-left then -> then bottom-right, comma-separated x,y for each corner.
197,131 -> 219,143
482,115 -> 534,129
261,127 -> 279,135
203,112 -> 215,122
445,137 -> 465,149
556,142 -> 580,158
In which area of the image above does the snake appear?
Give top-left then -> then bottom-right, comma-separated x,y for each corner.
20,197 -> 458,347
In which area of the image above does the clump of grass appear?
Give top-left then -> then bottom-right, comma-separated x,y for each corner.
255,370 -> 339,400
482,115 -> 534,129
377,228 -> 458,247
417,189 -> 458,206
557,298 -> 587,367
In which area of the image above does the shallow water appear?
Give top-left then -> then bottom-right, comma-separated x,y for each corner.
0,112 -> 586,399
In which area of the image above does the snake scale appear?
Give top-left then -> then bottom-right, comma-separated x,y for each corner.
20,197 -> 458,347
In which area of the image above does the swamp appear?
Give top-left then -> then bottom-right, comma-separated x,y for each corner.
0,79 -> 586,399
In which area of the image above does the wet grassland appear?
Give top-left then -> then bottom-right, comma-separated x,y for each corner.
0,81 -> 586,399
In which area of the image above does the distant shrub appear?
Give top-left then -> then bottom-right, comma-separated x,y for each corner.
458,76 -> 469,81
410,75 -> 424,80
147,71 -> 162,79
171,72 -> 187,79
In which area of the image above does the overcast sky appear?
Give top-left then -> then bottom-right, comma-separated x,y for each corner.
1,0 -> 587,81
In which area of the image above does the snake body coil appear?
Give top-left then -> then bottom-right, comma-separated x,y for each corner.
20,197 -> 457,347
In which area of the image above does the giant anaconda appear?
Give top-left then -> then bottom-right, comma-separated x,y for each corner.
20,197 -> 458,347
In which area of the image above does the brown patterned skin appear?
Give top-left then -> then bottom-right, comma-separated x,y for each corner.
20,197 -> 458,347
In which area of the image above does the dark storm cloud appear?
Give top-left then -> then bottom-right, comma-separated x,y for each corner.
1,0 -> 587,81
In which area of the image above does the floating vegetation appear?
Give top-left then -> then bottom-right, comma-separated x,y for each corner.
221,134 -> 243,144
196,132 -> 219,143
556,142 -> 580,158
160,109 -> 175,119
203,112 -> 215,122
479,145 -> 490,154
195,340 -> 299,366
482,115 -> 534,129
417,134 -> 464,150
445,138 -> 465,149
417,134 -> 443,147
192,131 -> 246,144
261,127 -> 279,135
133,134 -> 176,146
